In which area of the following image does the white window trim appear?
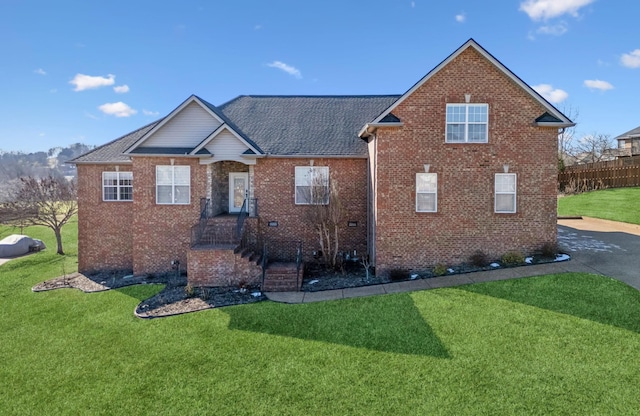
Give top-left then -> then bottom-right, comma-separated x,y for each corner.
445,103 -> 489,143
295,166 -> 329,205
156,165 -> 191,205
102,171 -> 133,202
416,173 -> 437,213
495,173 -> 517,213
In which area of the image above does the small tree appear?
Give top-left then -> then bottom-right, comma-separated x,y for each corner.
10,176 -> 78,255
304,172 -> 344,270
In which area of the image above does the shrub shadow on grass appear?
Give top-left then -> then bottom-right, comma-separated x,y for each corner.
225,294 -> 450,357
458,273 -> 640,333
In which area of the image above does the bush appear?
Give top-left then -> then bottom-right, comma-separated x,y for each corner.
469,250 -> 490,268
539,242 -> 558,259
501,251 -> 525,266
389,269 -> 408,282
184,284 -> 196,298
433,264 -> 448,277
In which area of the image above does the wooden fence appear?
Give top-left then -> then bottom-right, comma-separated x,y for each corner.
558,156 -> 640,191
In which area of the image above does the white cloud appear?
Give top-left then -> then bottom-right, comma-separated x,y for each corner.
584,79 -> 614,91
455,13 -> 466,23
113,84 -> 130,93
519,0 -> 594,21
267,61 -> 302,79
536,22 -> 568,35
34,68 -> 46,75
143,109 -> 160,116
70,73 -> 115,91
98,102 -> 137,117
533,84 -> 569,104
621,49 -> 640,68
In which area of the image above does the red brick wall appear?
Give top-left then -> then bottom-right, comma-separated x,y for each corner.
253,158 -> 368,261
77,164 -> 134,273
374,47 -> 558,273
187,247 -> 262,287
131,157 -> 208,275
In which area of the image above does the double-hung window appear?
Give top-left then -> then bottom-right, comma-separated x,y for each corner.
416,173 -> 437,212
446,104 -> 488,143
156,165 -> 190,204
102,171 -> 133,201
295,166 -> 329,205
495,173 -> 517,213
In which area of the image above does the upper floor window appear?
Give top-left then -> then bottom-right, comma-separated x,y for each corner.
295,166 -> 329,205
156,165 -> 190,205
446,104 -> 488,143
103,171 -> 133,201
416,173 -> 437,212
495,173 -> 517,213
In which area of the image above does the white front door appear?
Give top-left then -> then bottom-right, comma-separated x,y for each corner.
229,172 -> 248,213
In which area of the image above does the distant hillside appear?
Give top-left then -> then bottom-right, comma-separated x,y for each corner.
0,143 -> 94,202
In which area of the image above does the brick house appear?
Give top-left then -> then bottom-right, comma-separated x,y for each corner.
71,39 -> 573,290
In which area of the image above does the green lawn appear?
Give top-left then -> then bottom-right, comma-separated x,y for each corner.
558,187 -> 640,225
2,220 -> 640,414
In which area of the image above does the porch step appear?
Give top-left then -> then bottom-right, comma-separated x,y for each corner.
262,262 -> 303,292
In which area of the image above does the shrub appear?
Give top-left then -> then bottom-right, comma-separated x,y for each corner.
184,284 -> 196,298
539,242 -> 559,259
501,251 -> 525,266
469,250 -> 490,268
389,269 -> 408,282
433,264 -> 448,277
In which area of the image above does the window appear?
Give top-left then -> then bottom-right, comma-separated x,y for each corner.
416,173 -> 437,212
495,173 -> 516,213
156,165 -> 190,204
446,104 -> 488,143
295,166 -> 329,205
102,171 -> 133,201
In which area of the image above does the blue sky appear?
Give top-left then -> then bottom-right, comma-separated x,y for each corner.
1,0 -> 637,153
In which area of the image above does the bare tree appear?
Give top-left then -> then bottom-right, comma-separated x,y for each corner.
574,133 -> 615,164
558,105 -> 579,169
304,172 -> 344,270
9,176 -> 78,254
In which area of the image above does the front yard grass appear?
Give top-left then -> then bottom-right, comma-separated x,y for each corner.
558,187 -> 640,225
1,220 -> 640,414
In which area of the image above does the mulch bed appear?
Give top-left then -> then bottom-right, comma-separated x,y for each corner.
32,253 -> 569,318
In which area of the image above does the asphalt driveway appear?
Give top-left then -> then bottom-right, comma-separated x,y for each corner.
558,217 -> 640,290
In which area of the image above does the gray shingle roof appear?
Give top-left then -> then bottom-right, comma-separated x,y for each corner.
614,125 -> 640,141
70,120 -> 162,164
70,95 -> 400,163
217,95 -> 400,156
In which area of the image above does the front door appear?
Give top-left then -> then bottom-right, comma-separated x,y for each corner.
229,172 -> 248,213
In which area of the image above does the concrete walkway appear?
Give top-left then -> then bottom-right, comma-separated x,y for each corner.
267,216 -> 640,304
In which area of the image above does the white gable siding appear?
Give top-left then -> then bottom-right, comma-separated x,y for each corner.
141,102 -> 221,148
205,130 -> 252,163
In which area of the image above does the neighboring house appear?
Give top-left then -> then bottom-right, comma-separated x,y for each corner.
615,125 -> 640,157
70,39 -> 573,290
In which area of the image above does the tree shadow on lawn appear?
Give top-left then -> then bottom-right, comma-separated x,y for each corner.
458,273 -> 640,333
225,293 -> 450,358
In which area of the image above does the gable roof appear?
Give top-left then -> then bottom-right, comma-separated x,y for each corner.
217,95 -> 400,156
361,38 -> 574,136
123,95 -> 225,154
614,125 -> 640,141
